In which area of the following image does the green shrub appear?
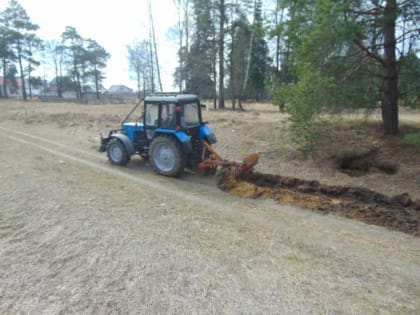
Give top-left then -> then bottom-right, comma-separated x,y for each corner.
273,65 -> 332,154
403,133 -> 420,146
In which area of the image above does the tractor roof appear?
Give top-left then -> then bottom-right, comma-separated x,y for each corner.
145,93 -> 199,103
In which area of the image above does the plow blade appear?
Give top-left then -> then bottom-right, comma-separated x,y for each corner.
198,141 -> 259,176
239,153 -> 259,174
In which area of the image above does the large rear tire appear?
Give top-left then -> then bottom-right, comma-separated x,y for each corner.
107,138 -> 130,166
150,135 -> 185,177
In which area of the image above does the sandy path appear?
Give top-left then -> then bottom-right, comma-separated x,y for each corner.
0,124 -> 419,314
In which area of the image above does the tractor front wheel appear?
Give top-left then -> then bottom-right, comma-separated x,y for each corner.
150,135 -> 185,177
107,138 -> 130,166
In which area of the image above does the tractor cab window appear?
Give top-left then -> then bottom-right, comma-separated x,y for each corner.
181,102 -> 201,128
145,103 -> 159,127
160,103 -> 176,129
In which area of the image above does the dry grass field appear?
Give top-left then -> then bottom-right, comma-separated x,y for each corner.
0,99 -> 419,314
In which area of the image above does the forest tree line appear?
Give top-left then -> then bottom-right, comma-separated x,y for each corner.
127,0 -> 419,143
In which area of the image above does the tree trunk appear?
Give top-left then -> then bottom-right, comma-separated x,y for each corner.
210,8 -> 216,109
94,66 -> 100,99
178,31 -> 183,92
136,66 -> 141,97
228,3 -> 235,110
148,38 -> 155,93
57,78 -> 62,98
74,62 -> 81,99
218,0 -> 225,109
148,0 -> 162,92
175,0 -> 184,92
274,1 -> 285,73
53,54 -> 62,98
242,13 -> 254,99
238,96 -> 243,111
2,59 -> 8,97
28,62 -> 33,100
0,62 -> 2,97
17,42 -> 27,101
381,0 -> 399,135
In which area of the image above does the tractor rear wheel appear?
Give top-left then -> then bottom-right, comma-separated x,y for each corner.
107,138 -> 130,166
150,135 -> 185,177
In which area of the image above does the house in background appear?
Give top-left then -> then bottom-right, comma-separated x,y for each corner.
107,85 -> 134,94
0,76 -> 43,99
0,76 -> 20,98
103,85 -> 136,100
44,77 -> 77,99
1,78 -> 137,103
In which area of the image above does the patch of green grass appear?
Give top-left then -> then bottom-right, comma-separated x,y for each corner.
277,133 -> 289,154
69,114 -> 78,126
55,114 -> 78,128
403,133 -> 420,146
56,117 -> 67,128
285,254 -> 302,264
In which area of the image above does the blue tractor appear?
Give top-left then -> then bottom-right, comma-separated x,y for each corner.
99,93 -> 258,177
99,94 -> 216,177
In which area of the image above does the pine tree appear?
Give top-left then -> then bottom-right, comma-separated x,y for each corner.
184,0 -> 215,99
173,0 -> 192,92
24,34 -> 42,99
45,40 -> 66,98
0,25 -> 14,97
246,0 -> 270,100
85,39 -> 110,99
227,5 -> 251,109
217,0 -> 226,109
272,0 -> 419,151
0,0 -> 39,100
61,26 -> 85,99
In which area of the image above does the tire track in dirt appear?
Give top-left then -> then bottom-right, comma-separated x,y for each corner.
0,126 -> 104,161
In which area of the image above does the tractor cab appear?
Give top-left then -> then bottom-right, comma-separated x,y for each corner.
141,94 -> 204,139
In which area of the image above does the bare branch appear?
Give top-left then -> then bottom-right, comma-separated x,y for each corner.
395,27 -> 420,42
348,7 -> 384,17
353,40 -> 386,67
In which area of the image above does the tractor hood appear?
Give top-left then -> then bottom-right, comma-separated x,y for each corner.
123,122 -> 144,140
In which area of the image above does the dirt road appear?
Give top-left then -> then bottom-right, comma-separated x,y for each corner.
0,101 -> 419,314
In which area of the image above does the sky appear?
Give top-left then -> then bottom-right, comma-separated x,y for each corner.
0,0 -> 179,91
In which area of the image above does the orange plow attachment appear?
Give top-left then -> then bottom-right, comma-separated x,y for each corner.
198,141 -> 259,175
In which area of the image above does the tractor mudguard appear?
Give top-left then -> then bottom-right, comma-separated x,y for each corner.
110,133 -> 135,156
199,125 -> 217,144
155,129 -> 192,153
